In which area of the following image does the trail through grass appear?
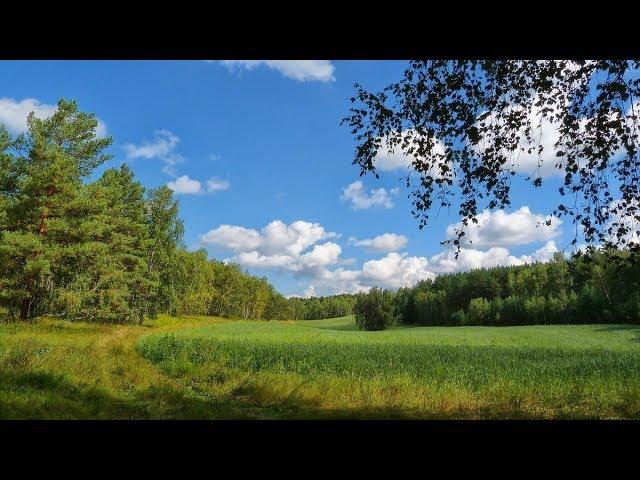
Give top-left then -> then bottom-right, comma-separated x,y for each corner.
2,315 -> 640,418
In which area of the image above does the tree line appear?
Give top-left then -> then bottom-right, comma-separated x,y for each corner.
2,99 -> 638,328
389,250 -> 640,327
0,99 -> 370,325
0,99 -> 300,323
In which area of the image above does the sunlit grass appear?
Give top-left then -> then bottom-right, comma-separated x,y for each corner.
2,315 -> 640,419
138,317 -> 640,418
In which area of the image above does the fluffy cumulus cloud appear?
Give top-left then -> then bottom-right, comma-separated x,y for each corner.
220,60 -> 335,82
470,76 -> 633,180
304,240 -> 561,296
341,181 -> 398,210
428,241 -> 558,274
352,233 -> 408,252
201,208 -> 564,297
202,225 -> 262,252
167,175 -> 202,194
372,108 -> 564,179
446,207 -> 561,248
361,252 -> 436,289
526,240 -> 561,263
298,242 -> 342,270
0,97 -> 107,137
369,109 -> 562,179
201,220 -> 340,276
288,285 -> 318,299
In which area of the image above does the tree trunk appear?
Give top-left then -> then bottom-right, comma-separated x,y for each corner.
19,184 -> 56,320
19,277 -> 35,320
20,297 -> 31,320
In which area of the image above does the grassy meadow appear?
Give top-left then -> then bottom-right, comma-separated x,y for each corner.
2,315 -> 640,419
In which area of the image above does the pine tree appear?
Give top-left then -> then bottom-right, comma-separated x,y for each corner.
0,99 -> 111,319
144,186 -> 184,320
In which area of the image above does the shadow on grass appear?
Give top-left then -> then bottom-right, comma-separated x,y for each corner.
0,368 -> 478,419
594,324 -> 640,342
4,367 -> 640,419
0,370 -> 248,419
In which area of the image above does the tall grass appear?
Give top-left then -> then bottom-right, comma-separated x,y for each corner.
2,316 -> 640,418
137,318 -> 640,418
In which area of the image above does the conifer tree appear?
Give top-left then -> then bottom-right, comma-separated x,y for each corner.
0,99 -> 111,319
54,165 -> 151,323
144,186 -> 184,320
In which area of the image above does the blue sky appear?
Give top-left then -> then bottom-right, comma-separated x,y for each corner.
0,60 -> 575,296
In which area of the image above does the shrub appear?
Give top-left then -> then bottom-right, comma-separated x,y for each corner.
450,309 -> 467,326
500,295 -> 526,325
466,298 -> 492,325
353,287 -> 397,331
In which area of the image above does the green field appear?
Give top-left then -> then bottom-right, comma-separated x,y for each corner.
2,315 -> 640,419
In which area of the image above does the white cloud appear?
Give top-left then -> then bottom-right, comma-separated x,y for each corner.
201,220 -> 339,275
202,225 -> 262,252
528,240 -> 560,262
166,175 -> 230,195
231,242 -> 342,275
446,207 -> 561,248
302,238 -> 563,297
481,105 -> 564,178
219,60 -> 335,82
472,88 -> 598,179
373,130 -> 449,175
202,211 -> 564,298
258,220 -> 335,257
361,252 -> 436,289
430,247 -> 525,274
234,251 -> 294,269
298,242 -> 342,270
341,181 -> 397,210
124,129 -> 183,176
0,97 -> 107,137
202,221 -> 343,282
167,175 -> 202,194
126,131 -> 228,193
125,129 -> 178,159
474,87 -> 640,180
370,102 -> 567,179
352,233 -> 408,252
428,240 -> 560,275
206,177 -> 230,193
287,284 -> 324,299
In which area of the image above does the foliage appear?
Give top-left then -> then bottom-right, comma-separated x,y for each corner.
286,294 -> 357,320
394,250 -> 640,326
0,99 -> 295,323
353,287 -> 397,331
0,99 -> 112,320
342,60 -> 640,255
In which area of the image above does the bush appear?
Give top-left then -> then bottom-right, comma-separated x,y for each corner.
500,295 -> 526,325
466,298 -> 492,325
353,287 -> 397,331
450,309 -> 467,326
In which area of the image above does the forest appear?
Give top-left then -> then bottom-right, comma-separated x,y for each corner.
0,99 -> 357,324
1,99 -> 639,328
393,250 -> 640,326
